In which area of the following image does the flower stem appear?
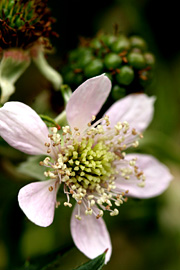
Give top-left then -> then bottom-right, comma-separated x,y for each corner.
54,110 -> 68,126
0,49 -> 30,104
32,48 -> 63,91
60,84 -> 72,105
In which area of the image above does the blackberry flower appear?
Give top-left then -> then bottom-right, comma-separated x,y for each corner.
0,75 -> 172,263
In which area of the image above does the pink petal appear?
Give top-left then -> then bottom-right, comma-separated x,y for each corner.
105,94 -> 155,132
115,154 -> 173,198
18,179 -> 59,227
66,74 -> 111,133
71,203 -> 112,263
0,102 -> 50,155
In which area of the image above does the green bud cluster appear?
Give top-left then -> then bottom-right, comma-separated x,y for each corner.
62,33 -> 155,100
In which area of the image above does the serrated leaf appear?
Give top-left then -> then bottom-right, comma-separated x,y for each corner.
74,250 -> 107,270
17,156 -> 46,181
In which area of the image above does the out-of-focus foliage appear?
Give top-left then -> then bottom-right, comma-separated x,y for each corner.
1,0 -> 180,270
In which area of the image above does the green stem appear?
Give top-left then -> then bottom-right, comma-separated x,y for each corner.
60,84 -> 72,105
32,49 -> 63,90
54,110 -> 68,126
0,49 -> 30,103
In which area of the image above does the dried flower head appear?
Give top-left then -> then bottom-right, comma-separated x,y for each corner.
0,0 -> 57,51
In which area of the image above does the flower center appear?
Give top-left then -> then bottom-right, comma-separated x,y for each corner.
61,138 -> 116,190
40,115 -> 145,219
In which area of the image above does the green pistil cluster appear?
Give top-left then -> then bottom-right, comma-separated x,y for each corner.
62,138 -> 116,190
62,33 -> 155,99
0,0 -> 56,50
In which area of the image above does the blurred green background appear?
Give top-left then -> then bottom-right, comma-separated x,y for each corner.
1,0 -> 180,269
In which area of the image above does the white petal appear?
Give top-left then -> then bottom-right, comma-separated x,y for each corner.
115,154 -> 173,198
105,94 -> 155,132
66,74 -> 111,133
70,203 -> 112,263
18,179 -> 59,227
0,102 -> 50,155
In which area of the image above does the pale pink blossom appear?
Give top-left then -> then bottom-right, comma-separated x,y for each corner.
0,74 -> 172,263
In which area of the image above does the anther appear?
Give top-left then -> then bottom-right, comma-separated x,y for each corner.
138,182 -> 145,187
75,215 -> 81,220
45,142 -> 50,147
48,186 -> 53,192
64,202 -> 72,207
132,141 -> 139,147
56,202 -> 60,208
132,128 -> 137,135
110,208 -> 119,216
85,208 -> 93,215
78,200 -> 82,204
51,127 -> 58,133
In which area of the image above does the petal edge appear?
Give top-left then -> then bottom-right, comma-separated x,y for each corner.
66,74 -> 111,133
0,102 -> 50,155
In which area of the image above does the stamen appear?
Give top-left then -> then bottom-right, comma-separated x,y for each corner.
40,114 -> 145,220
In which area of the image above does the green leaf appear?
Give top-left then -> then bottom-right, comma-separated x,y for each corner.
15,244 -> 74,270
17,156 -> 46,181
74,250 -> 107,270
39,114 -> 61,129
